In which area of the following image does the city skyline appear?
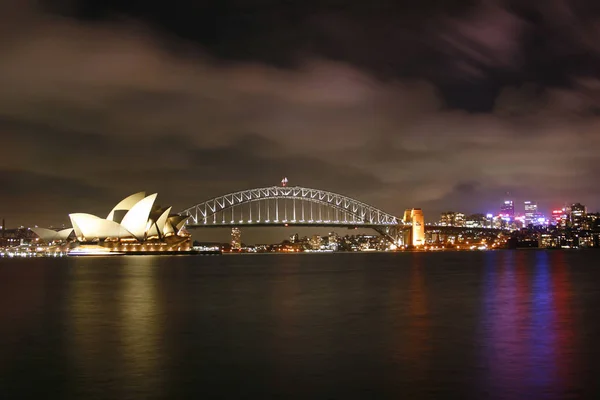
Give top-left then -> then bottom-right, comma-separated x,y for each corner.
2,184 -> 598,234
2,0 -> 600,236
2,181 -> 598,249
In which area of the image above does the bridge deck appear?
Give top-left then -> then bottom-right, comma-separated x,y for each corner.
185,222 -> 502,233
186,222 -> 403,229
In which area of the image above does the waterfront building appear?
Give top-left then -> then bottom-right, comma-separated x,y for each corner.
32,192 -> 193,253
328,232 -> 339,251
231,227 -> 242,250
68,192 -> 188,241
309,235 -> 322,250
30,227 -> 73,243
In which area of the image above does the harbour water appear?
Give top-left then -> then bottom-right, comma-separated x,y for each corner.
0,251 -> 599,399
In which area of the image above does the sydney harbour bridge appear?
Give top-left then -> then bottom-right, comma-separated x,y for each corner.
180,182 -> 501,246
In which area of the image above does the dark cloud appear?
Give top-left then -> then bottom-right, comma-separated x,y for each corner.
39,0 -> 600,88
0,169 -> 111,226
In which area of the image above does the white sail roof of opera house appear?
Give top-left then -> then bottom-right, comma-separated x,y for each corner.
106,191 -> 146,222
31,227 -> 74,243
68,192 -> 188,241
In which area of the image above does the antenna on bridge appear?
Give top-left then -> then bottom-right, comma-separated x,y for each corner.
281,177 -> 288,187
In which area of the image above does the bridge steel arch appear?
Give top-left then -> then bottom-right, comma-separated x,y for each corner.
180,186 -> 402,228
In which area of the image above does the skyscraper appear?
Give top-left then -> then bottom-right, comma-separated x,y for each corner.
231,227 -> 241,250
570,203 -> 586,228
524,201 -> 537,226
500,200 -> 514,218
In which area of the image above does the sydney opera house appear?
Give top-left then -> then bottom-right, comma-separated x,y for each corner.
33,192 -> 192,254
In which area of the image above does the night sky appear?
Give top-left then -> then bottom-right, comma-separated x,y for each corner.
2,0 -> 600,233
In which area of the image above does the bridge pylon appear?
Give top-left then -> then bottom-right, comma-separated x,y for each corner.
402,208 -> 425,247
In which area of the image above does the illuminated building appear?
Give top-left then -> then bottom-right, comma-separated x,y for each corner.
524,201 -> 537,226
440,212 -> 452,226
570,203 -> 586,228
68,192 -> 188,241
30,227 -> 74,243
38,192 -> 193,253
309,235 -> 322,250
465,214 -> 487,228
500,200 -> 514,218
443,212 -> 466,227
328,232 -> 339,251
539,233 -> 560,249
231,227 -> 242,250
440,212 -> 465,227
552,209 -> 567,227
492,215 -> 506,229
585,213 -> 599,231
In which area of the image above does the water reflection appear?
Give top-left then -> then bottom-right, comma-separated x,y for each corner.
0,262 -> 55,381
0,252 -> 591,399
270,258 -> 300,392
480,251 -> 577,399
481,251 -> 529,396
388,254 -> 431,394
530,252 -> 556,389
406,256 -> 431,381
549,251 -> 578,395
119,257 -> 165,397
68,257 -> 165,398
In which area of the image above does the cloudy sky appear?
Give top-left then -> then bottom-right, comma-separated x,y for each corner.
2,0 -> 600,235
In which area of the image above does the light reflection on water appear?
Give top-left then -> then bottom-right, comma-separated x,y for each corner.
406,255 -> 431,384
67,257 -> 166,399
479,251 -> 579,400
0,251 -> 596,399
